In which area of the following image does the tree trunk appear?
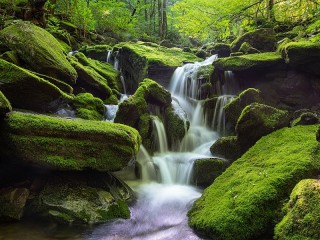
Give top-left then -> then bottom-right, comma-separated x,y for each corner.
25,0 -> 48,27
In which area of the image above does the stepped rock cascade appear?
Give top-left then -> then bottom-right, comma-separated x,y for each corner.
88,56 -> 238,239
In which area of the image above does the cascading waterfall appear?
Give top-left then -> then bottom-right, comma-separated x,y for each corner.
88,55 -> 238,240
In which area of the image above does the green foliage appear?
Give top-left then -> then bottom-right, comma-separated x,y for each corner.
70,0 -> 95,35
189,125 -> 320,240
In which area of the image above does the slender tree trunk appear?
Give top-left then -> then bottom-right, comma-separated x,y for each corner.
268,0 -> 275,22
161,0 -> 167,39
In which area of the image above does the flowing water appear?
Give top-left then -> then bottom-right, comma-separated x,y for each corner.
87,55 -> 237,240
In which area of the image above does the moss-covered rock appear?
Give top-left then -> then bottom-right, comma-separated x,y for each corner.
236,103 -> 290,150
31,172 -> 132,225
231,28 -> 276,52
73,93 -> 105,121
0,21 -> 77,84
274,179 -> 320,240
0,91 -> 12,117
0,187 -> 29,221
239,42 -> 260,54
0,51 -> 20,65
189,125 -> 320,240
291,112 -> 320,126
281,41 -> 320,76
209,43 -> 231,57
73,52 -> 122,92
115,78 -> 172,151
0,59 -> 68,112
0,112 -> 141,171
213,52 -> 284,72
225,88 -> 263,127
210,136 -> 242,161
80,45 -> 112,61
193,158 -> 228,188
116,42 -> 200,92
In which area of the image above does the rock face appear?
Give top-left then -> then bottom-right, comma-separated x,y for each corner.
0,21 -> 77,84
193,158 -> 228,187
0,91 -> 12,117
0,59 -> 67,112
231,28 -> 277,52
0,112 -> 141,171
30,172 -> 132,224
275,179 -> 320,240
189,125 -> 320,240
115,42 -> 200,92
236,103 -> 290,150
224,88 -> 263,127
0,187 -> 29,220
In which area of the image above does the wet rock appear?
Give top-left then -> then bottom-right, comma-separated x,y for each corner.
193,158 -> 228,187
0,91 -> 12,117
291,111 -> 320,126
79,45 -> 112,61
29,172 -> 133,224
0,111 -> 141,171
209,43 -> 231,58
0,21 -> 77,84
236,103 -> 290,150
275,179 -> 320,240
231,28 -> 276,52
0,187 -> 30,221
210,136 -> 242,161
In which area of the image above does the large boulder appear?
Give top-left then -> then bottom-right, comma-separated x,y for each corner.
0,91 -> 12,117
213,52 -> 284,72
0,59 -> 68,112
280,41 -> 320,76
0,187 -> 29,221
231,28 -> 277,52
189,125 -> 320,240
30,172 -> 132,224
0,112 -> 141,171
236,103 -> 290,150
0,21 -> 77,84
209,43 -> 231,57
224,88 -> 263,127
115,42 -> 200,92
275,179 -> 320,240
210,136 -> 242,161
73,93 -> 105,121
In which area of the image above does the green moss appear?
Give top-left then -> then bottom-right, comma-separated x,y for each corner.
105,94 -> 118,105
317,127 -> 320,142
80,45 -> 112,61
73,93 -> 105,121
224,88 -> 263,127
0,91 -> 12,116
0,51 -> 20,65
0,21 -> 77,84
291,112 -> 320,127
189,125 -> 320,240
213,52 -> 283,71
281,41 -> 320,64
0,59 -> 69,112
0,112 -> 141,171
275,179 -> 320,240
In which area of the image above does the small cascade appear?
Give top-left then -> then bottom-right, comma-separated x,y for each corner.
113,51 -> 120,70
106,50 -> 112,63
104,104 -> 118,122
136,145 -> 157,182
209,95 -> 235,135
151,116 -> 168,154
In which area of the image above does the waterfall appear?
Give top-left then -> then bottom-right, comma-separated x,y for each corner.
88,55 -> 238,240
106,50 -> 112,63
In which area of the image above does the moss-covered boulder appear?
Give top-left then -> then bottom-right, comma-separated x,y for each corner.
73,93 -> 105,120
210,136 -> 242,161
236,103 -> 290,150
274,179 -> 320,240
0,112 -> 141,171
213,52 -> 284,72
0,51 -> 20,65
225,88 -> 263,127
281,41 -> 320,76
0,187 -> 29,221
80,45 -> 112,61
31,172 -> 132,224
291,112 -> 320,126
193,158 -> 228,187
0,21 -> 77,84
115,78 -> 172,151
189,125 -> 320,240
239,42 -> 260,54
116,42 -> 200,92
73,52 -> 122,92
209,43 -> 231,57
231,28 -> 276,52
0,91 -> 12,117
0,59 -> 68,112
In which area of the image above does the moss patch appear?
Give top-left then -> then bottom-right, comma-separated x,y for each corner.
189,125 -> 320,240
0,91 -> 12,116
213,52 -> 284,72
73,93 -> 105,121
275,179 -> 320,240
0,21 -> 77,84
0,112 -> 141,171
80,45 -> 112,61
210,136 -> 242,161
